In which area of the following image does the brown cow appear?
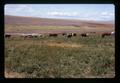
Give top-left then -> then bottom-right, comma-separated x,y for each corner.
62,33 -> 67,36
49,33 -> 58,37
101,32 -> 113,38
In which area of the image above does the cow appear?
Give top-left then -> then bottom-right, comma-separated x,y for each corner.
31,33 -> 39,38
67,33 -> 72,38
62,33 -> 67,36
21,34 -> 32,39
90,32 -> 96,34
5,34 -> 11,38
49,33 -> 58,37
111,31 -> 115,36
72,33 -> 77,36
38,34 -> 44,37
28,35 -> 33,38
80,33 -> 89,37
24,35 -> 32,38
101,32 -> 114,38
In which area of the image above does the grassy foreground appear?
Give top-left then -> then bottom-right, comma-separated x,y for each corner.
5,35 -> 115,78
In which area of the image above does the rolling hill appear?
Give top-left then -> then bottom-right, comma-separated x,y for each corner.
4,15 -> 114,34
5,15 -> 114,27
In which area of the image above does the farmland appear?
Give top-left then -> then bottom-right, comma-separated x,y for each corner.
5,15 -> 115,78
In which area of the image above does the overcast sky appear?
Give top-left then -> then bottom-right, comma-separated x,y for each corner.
5,4 -> 115,21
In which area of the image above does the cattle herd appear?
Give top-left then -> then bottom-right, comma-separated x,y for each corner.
5,31 -> 115,38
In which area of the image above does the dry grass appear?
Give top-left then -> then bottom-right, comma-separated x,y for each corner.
5,70 -> 26,78
45,42 -> 83,48
5,33 -> 115,78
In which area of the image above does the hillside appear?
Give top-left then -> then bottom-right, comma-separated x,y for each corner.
5,15 -> 114,27
4,15 -> 114,34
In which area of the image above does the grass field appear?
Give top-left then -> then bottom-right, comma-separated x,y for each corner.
5,25 -> 82,31
5,25 -> 114,35
5,35 -> 115,78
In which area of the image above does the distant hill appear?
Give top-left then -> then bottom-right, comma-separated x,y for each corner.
5,15 -> 114,27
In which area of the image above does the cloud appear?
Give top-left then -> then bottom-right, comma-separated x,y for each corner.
46,11 -> 114,21
75,11 -> 114,21
47,11 -> 78,17
5,4 -> 35,16
101,11 -> 114,17
99,11 -> 114,20
101,12 -> 108,15
15,5 -> 35,13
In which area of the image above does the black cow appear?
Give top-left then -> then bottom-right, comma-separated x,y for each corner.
49,33 -> 58,37
67,33 -> 72,38
32,35 -> 38,38
80,33 -> 89,37
73,33 -> 77,36
23,35 -> 32,39
5,34 -> 11,38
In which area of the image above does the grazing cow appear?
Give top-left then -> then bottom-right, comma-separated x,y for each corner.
72,33 -> 77,36
28,35 -> 33,38
5,34 -> 11,38
24,35 -> 32,38
80,33 -> 89,37
31,33 -> 39,38
21,34 -> 26,38
62,33 -> 67,36
67,33 -> 72,38
49,33 -> 58,37
21,34 -> 32,38
111,31 -> 115,36
38,34 -> 44,37
101,32 -> 112,38
90,32 -> 96,34
33,35 -> 37,38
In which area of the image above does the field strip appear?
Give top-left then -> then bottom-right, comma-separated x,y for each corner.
44,42 -> 84,48
10,41 -> 85,48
